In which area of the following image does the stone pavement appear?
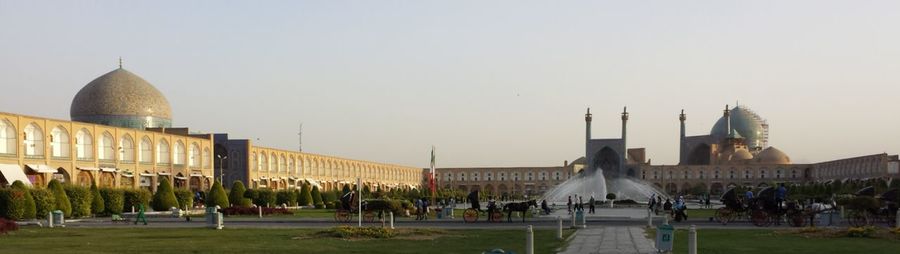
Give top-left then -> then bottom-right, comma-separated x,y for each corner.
559,226 -> 657,254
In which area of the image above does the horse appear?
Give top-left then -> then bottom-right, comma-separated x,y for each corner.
503,200 -> 538,222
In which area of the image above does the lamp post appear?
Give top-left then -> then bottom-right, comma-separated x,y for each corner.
216,155 -> 227,183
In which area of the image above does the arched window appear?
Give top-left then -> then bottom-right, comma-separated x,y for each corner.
0,120 -> 15,155
157,139 -> 170,164
260,153 -> 268,172
189,143 -> 200,167
139,137 -> 152,163
98,132 -> 114,161
760,170 -> 767,179
173,141 -> 186,165
76,129 -> 93,160
50,126 -> 70,158
119,135 -> 134,162
270,154 -> 277,172
202,148 -> 210,168
23,123 -> 44,157
499,172 -> 506,181
251,152 -> 258,171
280,155 -> 287,172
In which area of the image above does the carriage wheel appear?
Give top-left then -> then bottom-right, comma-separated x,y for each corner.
788,212 -> 806,227
751,210 -> 770,227
848,211 -> 871,227
491,211 -> 503,223
363,211 -> 376,223
463,208 -> 479,223
715,208 -> 734,225
335,210 -> 351,223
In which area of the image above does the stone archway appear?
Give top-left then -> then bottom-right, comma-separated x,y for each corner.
665,183 -> 678,194
190,177 -> 201,191
710,182 -> 725,195
77,171 -> 93,187
100,172 -> 115,187
53,168 -> 70,183
593,146 -> 621,178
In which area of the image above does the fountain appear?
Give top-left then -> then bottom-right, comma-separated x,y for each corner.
541,167 -> 667,203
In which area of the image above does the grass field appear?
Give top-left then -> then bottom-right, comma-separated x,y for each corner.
0,227 -> 573,254
661,228 -> 900,254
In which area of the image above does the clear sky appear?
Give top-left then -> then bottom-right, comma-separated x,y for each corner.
1,1 -> 899,168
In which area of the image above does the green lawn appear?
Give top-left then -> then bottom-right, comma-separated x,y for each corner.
0,227 -> 573,254
662,228 -> 900,254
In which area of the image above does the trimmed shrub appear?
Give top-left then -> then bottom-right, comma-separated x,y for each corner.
174,189 -> 194,209
311,186 -> 324,209
89,183 -> 105,216
323,190 -> 338,203
229,181 -> 251,207
31,188 -> 55,219
99,188 -> 124,215
254,189 -> 276,207
205,181 -> 229,209
0,189 -> 27,220
47,180 -> 71,216
298,184 -> 312,206
122,189 -> 151,213
151,178 -> 178,211
220,206 -> 292,216
11,181 -> 36,219
64,185 -> 92,218
275,190 -> 297,207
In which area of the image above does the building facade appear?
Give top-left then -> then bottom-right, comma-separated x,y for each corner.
433,159 -> 584,197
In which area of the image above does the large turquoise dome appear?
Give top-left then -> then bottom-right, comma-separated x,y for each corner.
710,105 -> 766,148
70,67 -> 172,129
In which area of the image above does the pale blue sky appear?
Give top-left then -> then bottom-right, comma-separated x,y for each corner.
1,1 -> 899,167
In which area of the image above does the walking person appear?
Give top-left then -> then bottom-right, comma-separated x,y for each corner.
567,196 -> 572,214
578,196 -> 584,212
134,203 -> 148,225
588,196 -> 595,214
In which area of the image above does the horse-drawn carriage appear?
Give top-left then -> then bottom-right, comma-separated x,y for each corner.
842,186 -> 899,227
462,191 -> 537,223
334,192 -> 376,223
715,187 -> 808,227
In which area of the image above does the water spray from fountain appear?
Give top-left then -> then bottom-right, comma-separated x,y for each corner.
541,167 -> 668,204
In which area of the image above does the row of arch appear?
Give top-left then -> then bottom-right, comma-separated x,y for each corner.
454,183 -> 550,197
0,118 -> 212,168
21,166 -> 212,192
655,181 -> 785,196
439,170 -> 571,182
249,148 -> 420,184
641,167 -> 810,181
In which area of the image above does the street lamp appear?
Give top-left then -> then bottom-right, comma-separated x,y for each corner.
216,154 -> 228,183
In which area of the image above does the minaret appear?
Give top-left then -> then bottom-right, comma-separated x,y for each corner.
585,108 -> 592,163
679,109 -> 686,164
621,106 -> 629,162
724,104 -> 732,136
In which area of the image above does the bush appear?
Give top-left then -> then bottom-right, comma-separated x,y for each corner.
229,181 -> 251,207
89,183 -> 104,216
122,189 -> 151,212
30,188 -> 55,219
254,189 -> 276,207
606,193 -> 617,201
324,201 -> 336,209
323,226 -> 395,239
366,199 -> 403,215
99,188 -> 124,215
322,190 -> 338,203
0,188 -> 27,220
47,180 -> 71,216
310,186 -> 325,208
314,203 -> 325,209
151,178 -> 178,211
275,190 -> 297,207
847,226 -> 877,238
174,189 -> 193,209
298,184 -> 312,206
64,185 -> 92,218
205,181 -> 229,209
11,181 -> 36,219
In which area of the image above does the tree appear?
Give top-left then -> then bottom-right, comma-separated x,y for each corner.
11,181 -> 36,219
206,180 -> 229,209
228,181 -> 251,207
90,182 -> 105,216
151,177 -> 178,211
298,183 -> 312,206
47,179 -> 71,216
311,186 -> 323,208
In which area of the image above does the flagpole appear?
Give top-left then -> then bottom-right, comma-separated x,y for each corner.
430,146 -> 436,207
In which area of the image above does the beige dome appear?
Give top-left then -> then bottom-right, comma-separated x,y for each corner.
757,147 -> 791,164
70,67 -> 172,129
732,149 -> 754,161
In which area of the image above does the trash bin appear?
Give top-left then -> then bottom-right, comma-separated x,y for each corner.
205,207 -> 218,225
52,210 -> 65,226
655,224 -> 674,252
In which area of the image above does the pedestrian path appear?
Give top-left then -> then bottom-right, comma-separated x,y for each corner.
558,226 -> 657,254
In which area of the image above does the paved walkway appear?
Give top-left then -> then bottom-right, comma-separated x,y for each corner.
559,226 -> 657,254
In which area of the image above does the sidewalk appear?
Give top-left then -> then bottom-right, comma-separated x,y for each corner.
558,226 -> 657,254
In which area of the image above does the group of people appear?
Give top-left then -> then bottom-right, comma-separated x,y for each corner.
566,195 -> 596,214
414,198 -> 430,220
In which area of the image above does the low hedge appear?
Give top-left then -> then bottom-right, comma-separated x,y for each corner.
275,190 -> 297,207
64,185 -> 93,218
220,206 -> 292,216
31,188 -> 56,219
174,189 -> 194,209
253,189 -> 276,207
123,189 -> 152,212
365,199 -> 403,215
99,188 -> 124,215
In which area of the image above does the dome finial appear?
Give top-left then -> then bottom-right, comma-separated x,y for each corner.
118,57 -> 123,69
